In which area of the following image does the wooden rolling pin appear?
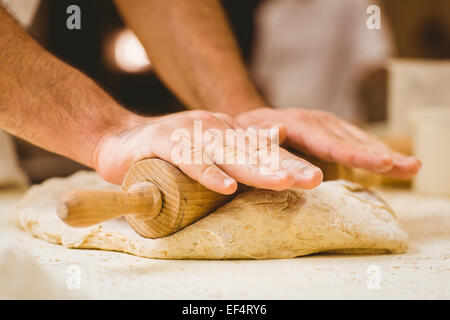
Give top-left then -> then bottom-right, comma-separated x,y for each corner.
57,158 -> 231,238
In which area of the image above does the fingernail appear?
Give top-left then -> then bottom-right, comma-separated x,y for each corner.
303,167 -> 319,180
406,156 -> 421,169
223,178 -> 235,188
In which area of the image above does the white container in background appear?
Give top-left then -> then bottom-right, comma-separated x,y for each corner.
410,106 -> 450,196
389,59 -> 450,135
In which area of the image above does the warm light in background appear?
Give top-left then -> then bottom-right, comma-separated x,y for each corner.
111,29 -> 151,73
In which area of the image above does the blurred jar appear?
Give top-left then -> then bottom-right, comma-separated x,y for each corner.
411,106 -> 450,196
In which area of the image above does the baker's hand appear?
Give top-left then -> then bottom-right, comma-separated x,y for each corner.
93,110 -> 323,194
236,108 -> 421,179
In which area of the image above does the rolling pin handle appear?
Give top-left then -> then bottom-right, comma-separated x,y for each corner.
57,181 -> 162,228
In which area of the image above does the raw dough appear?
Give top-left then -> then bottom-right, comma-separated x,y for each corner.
14,171 -> 408,259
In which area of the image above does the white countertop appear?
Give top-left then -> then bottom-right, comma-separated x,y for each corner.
0,186 -> 449,299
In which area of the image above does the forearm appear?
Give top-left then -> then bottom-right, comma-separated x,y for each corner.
114,0 -> 266,117
0,6 -> 143,168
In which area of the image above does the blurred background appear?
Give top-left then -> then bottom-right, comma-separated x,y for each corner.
1,0 -> 449,189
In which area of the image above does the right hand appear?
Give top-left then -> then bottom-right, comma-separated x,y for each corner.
236,108 -> 421,179
93,110 -> 323,194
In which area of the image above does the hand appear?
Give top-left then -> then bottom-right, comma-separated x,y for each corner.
93,110 -> 323,194
236,108 -> 421,179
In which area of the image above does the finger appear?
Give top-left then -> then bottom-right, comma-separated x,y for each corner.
162,115 -> 294,192
200,122 -> 296,191
321,120 -> 395,173
216,144 -> 296,191
383,153 -> 421,179
187,162 -> 238,194
300,123 -> 394,173
331,141 -> 394,173
158,120 -> 291,193
175,158 -> 238,195
295,130 -> 393,174
153,132 -> 238,194
279,148 -> 323,189
338,122 -> 421,178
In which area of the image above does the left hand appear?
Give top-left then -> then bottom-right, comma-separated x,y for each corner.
235,107 -> 421,179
